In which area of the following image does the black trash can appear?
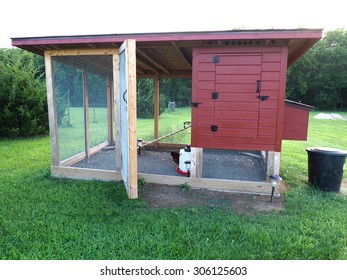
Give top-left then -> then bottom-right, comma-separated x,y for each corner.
306,148 -> 347,192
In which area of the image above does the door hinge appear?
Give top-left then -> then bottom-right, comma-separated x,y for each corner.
211,125 -> 218,132
211,92 -> 219,99
191,102 -> 203,107
213,55 -> 219,64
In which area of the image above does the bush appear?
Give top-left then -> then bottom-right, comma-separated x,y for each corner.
0,49 -> 48,137
137,78 -> 166,118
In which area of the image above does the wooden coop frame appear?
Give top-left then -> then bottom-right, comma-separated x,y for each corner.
12,29 -> 323,199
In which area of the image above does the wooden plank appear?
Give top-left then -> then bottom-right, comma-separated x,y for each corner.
198,80 -> 215,90
259,108 -> 277,118
60,141 -> 108,167
215,110 -> 259,120
198,63 -> 216,72
191,48 -> 199,146
215,83 -> 258,93
275,46 -> 289,151
216,93 -> 258,102
45,48 -> 118,57
197,89 -> 214,98
265,151 -> 281,179
198,72 -> 215,80
107,75 -> 113,145
44,52 -> 60,166
154,76 -> 159,140
196,53 -> 216,62
258,127 -> 276,136
190,147 -> 203,178
261,71 -> 281,81
83,65 -> 90,158
262,52 -> 282,62
218,54 -> 262,65
51,166 -> 122,181
262,62 -> 281,72
216,74 -> 260,84
60,151 -> 86,167
195,141 -> 275,151
259,118 -> 277,127
113,51 -> 121,172
144,143 -> 186,150
198,134 -> 275,144
215,101 -> 259,111
216,65 -> 261,75
261,81 -> 280,91
198,118 -> 258,129
259,100 -> 278,109
196,125 -> 257,138
126,39 -> 138,199
197,108 -> 214,117
138,173 -> 275,195
197,46 -> 281,54
214,128 -> 257,138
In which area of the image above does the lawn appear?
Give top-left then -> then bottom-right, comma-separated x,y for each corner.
0,110 -> 346,260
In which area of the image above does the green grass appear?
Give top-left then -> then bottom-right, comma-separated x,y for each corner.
0,111 -> 346,260
58,107 -> 191,160
58,107 -> 109,160
137,107 -> 191,143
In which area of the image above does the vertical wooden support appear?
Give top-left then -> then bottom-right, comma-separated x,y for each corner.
107,74 -> 114,145
113,53 -> 121,172
275,46 -> 289,151
44,52 -> 60,166
83,65 -> 90,158
127,39 -> 138,199
190,147 -> 203,178
265,151 -> 281,180
154,76 -> 160,141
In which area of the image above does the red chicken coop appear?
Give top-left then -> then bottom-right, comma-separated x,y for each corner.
12,29 -> 322,198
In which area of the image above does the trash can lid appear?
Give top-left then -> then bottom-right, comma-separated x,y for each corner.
306,147 -> 347,156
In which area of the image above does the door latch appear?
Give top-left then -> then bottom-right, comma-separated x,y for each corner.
257,95 -> 269,101
256,80 -> 261,93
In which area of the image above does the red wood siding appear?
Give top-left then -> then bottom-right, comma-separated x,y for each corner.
283,104 -> 310,140
192,46 -> 288,152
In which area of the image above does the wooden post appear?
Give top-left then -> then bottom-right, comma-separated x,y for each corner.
83,65 -> 90,158
154,76 -> 160,141
265,151 -> 281,180
113,53 -> 121,172
190,147 -> 203,178
127,39 -> 138,199
107,74 -> 114,145
44,52 -> 60,166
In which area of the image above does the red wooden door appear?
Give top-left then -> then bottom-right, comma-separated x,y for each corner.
192,52 -> 263,150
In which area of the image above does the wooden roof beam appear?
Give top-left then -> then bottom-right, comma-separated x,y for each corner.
136,67 -> 145,75
136,57 -> 159,74
171,42 -> 192,69
137,48 -> 170,74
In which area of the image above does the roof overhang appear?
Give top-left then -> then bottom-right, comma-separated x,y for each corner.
12,29 -> 323,77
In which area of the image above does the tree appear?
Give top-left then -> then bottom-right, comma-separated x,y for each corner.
160,78 -> 192,107
0,49 -> 48,137
286,29 -> 347,110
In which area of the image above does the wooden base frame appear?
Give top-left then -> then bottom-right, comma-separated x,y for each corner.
51,165 -> 277,196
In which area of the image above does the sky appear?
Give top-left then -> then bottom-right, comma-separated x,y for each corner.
1,0 -> 346,48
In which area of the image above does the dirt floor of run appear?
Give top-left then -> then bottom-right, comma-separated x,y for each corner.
139,183 -> 287,215
139,180 -> 347,215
